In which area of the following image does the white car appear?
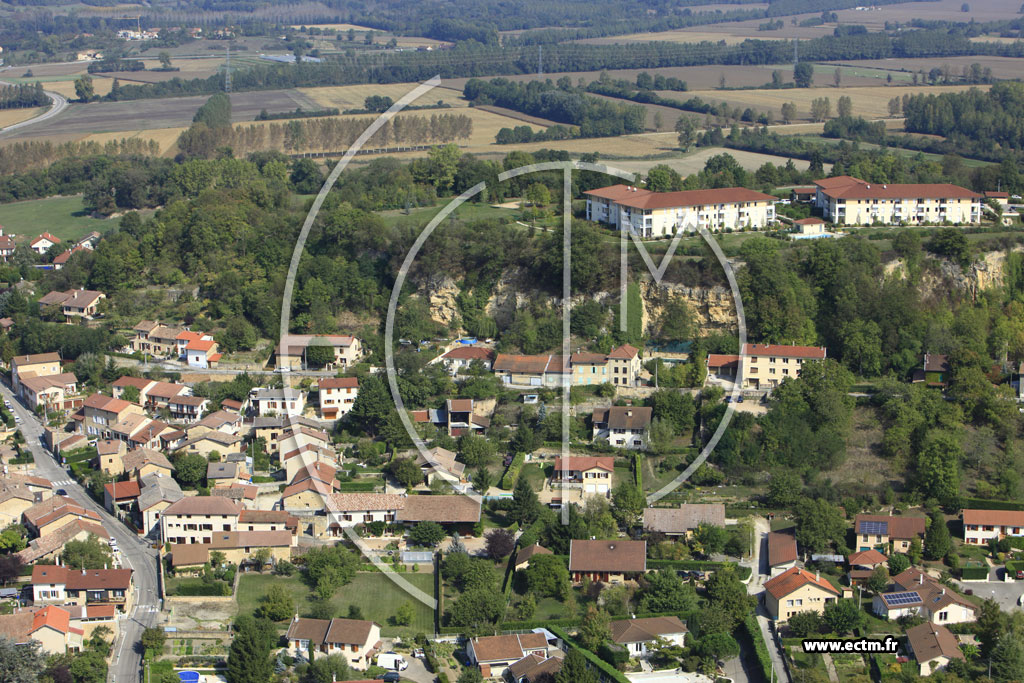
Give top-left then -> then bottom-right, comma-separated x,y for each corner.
1019,593 -> 1023,606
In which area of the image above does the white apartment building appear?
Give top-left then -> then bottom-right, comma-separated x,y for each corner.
584,184 -> 777,237
814,176 -> 982,226
740,343 -> 827,392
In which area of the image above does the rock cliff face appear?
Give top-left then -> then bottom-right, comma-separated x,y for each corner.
425,276 -> 460,327
639,281 -> 736,336
886,249 -> 1017,300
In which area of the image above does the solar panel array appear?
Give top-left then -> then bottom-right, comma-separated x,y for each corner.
885,591 -> 921,606
859,520 -> 888,535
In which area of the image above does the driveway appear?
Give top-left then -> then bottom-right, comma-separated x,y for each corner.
956,571 -> 1024,613
0,381 -> 159,683
400,655 -> 436,683
745,516 -> 790,683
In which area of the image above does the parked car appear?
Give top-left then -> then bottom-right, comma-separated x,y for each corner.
1015,569 -> 1024,580
377,673 -> 400,683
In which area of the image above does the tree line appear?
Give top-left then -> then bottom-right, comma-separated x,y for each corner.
0,82 -> 48,110
463,78 -> 645,138
903,81 -> 1024,155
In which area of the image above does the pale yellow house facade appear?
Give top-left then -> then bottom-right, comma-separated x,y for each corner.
763,567 -> 840,622
815,176 -> 982,227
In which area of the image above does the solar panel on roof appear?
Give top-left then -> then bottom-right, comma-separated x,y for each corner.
859,520 -> 888,535
885,591 -> 921,606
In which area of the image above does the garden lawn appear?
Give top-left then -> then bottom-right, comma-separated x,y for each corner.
237,571 -> 435,636
0,195 -> 114,242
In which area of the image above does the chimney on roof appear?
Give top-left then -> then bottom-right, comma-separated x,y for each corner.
81,569 -> 85,575
919,574 -> 924,584
816,571 -> 820,582
626,410 -> 632,417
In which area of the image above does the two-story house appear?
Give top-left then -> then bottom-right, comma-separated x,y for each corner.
325,493 -> 407,535
873,568 -> 975,625
317,377 -> 359,421
962,509 -> 1024,546
275,334 -> 363,371
31,565 -> 134,613
854,514 -> 927,553
552,456 -> 614,496
160,496 -> 241,545
78,394 -> 144,439
19,373 -> 81,414
740,343 -> 827,392
251,388 -> 307,418
466,633 -> 551,679
11,352 -> 62,393
592,406 -> 652,450
763,567 -> 840,622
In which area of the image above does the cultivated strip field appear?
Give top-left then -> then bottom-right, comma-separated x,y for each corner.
300,83 -> 468,109
660,84 -> 990,120
828,56 -> 1024,81
0,107 -> 46,129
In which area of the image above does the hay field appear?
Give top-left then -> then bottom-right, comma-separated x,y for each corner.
444,65 -> 799,92
580,29 -> 786,46
289,23 -> 375,31
40,77 -> 114,99
0,107 -> 46,129
605,147 -> 831,177
660,84 -> 989,120
828,56 -> 1024,81
300,83 -> 467,109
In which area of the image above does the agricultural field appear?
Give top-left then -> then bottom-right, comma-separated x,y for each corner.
827,56 -> 1024,82
0,195 -> 114,242
82,127 -> 186,155
597,147 -> 829,178
300,82 -> 468,110
579,29 -> 787,46
0,107 -> 46,130
659,84 -> 990,121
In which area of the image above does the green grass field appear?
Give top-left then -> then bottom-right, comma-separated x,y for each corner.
237,571 -> 435,636
0,195 -> 113,242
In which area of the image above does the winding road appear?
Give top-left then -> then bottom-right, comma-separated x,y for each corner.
0,70 -> 70,136
0,381 -> 158,683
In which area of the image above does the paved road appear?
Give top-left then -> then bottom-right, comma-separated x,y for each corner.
746,517 -> 791,683
0,71 -> 69,136
0,382 -> 158,683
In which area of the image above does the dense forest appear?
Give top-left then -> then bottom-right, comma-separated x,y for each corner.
903,81 -> 1024,155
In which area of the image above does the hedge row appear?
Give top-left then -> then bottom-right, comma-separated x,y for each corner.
743,615 -> 773,683
633,453 -> 643,491
547,625 -> 631,683
647,559 -> 751,579
960,565 -> 989,580
334,481 -> 379,492
169,580 -> 232,596
500,453 -> 526,490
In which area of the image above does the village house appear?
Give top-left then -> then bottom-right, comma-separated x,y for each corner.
507,652 -> 564,683
912,353 -> 951,387
514,543 -> 552,572
23,497 -> 102,537
792,216 -> 828,236
0,485 -> 44,528
251,387 -> 308,418
174,330 -> 214,359
284,616 -> 381,670
181,430 -> 243,459
38,289 -> 106,322
413,447 -> 466,485
16,518 -> 110,566
129,322 -> 185,357
0,606 -> 83,655
706,354 -> 740,382
568,539 -> 647,584
466,632 -> 551,679
185,410 -> 243,439
19,373 -> 81,414
592,406 -> 652,449
167,395 -> 209,423
31,565 -> 134,613
253,416 -> 324,455
0,233 -> 15,262
436,346 -> 495,374
854,514 -> 927,553
317,377 -> 359,420
103,480 -> 140,514
847,548 -> 888,585
493,347 -> 642,388
136,473 -> 183,537
873,568 -> 976,625
185,338 -> 221,369
763,567 -> 840,622
325,493 -> 407,535
281,476 -> 336,511
610,616 -> 688,657
96,440 -> 127,476
395,494 -> 481,534
740,343 -> 827,392
552,456 -> 614,496
160,496 -> 241,545
905,623 -> 965,677
77,393 -> 144,439
170,529 -> 294,569
607,344 -> 642,388
768,530 -> 799,576
962,509 -> 1024,545
642,503 -> 726,537
207,462 -> 250,487
814,176 -> 982,226
275,334 -> 363,371
11,352 -> 62,393
584,184 -> 777,235
106,413 -> 172,451
52,245 -> 86,270
30,233 -> 61,255
444,398 -> 489,437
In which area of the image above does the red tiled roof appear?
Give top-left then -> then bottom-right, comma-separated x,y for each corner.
821,182 -> 981,201
569,539 -> 646,573
31,233 -> 61,247
553,456 -> 614,473
319,377 -> 359,389
768,531 -> 798,567
441,347 -> 495,361
84,393 -> 135,414
793,217 -> 826,225
742,344 -> 826,359
854,514 -> 926,540
30,606 -> 70,634
187,339 -> 216,352
586,184 -> 775,210
848,549 -> 888,566
764,567 -> 839,600
104,480 -> 141,500
813,175 -> 868,190
963,509 -> 1024,527
707,353 -> 740,369
608,344 -> 639,359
